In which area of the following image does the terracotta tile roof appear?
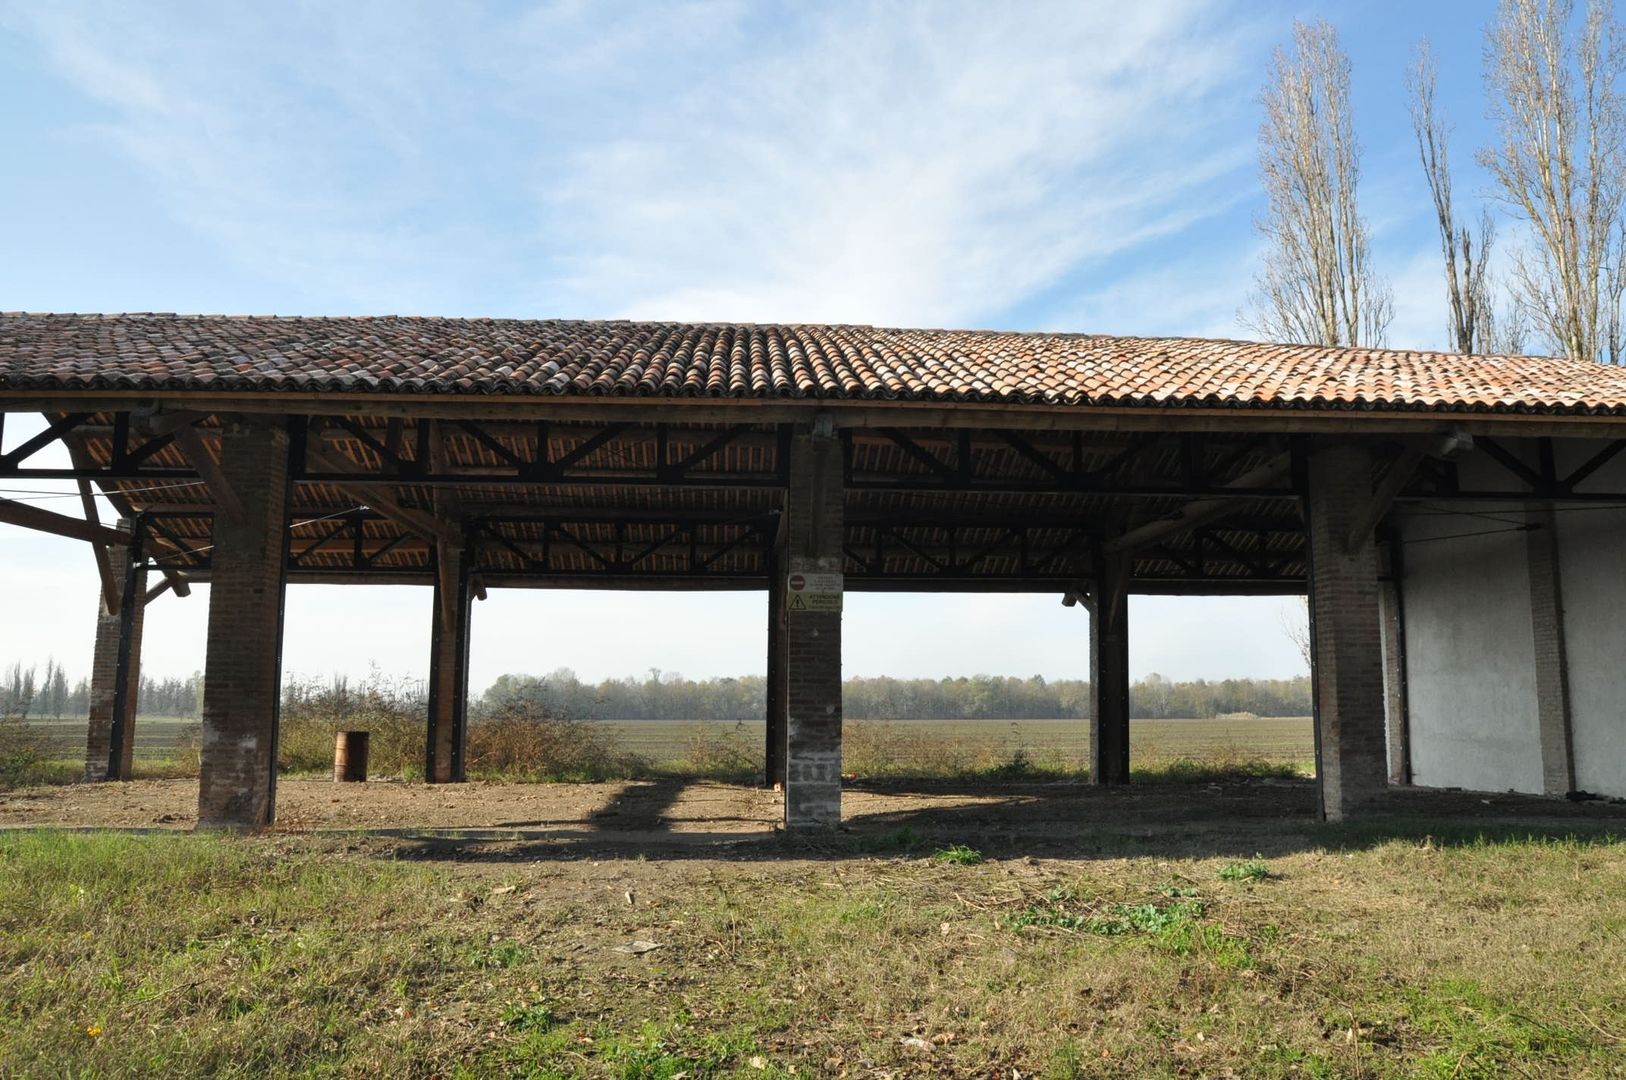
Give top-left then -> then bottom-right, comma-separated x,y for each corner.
4,312 -> 1626,415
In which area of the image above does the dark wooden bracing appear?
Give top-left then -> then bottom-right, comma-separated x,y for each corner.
6,408 -> 1626,595
0,409 -> 1317,592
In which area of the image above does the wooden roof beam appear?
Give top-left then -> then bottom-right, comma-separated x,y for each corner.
1103,454 -> 1293,555
302,442 -> 461,547
0,496 -> 127,546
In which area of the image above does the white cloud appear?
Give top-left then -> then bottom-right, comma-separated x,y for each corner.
0,2 -> 1316,687
10,1 -> 1266,324
539,2 -> 1266,325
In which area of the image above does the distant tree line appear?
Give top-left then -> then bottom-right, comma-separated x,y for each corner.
0,660 -> 202,719
3,661 -> 1311,722
479,668 -> 1312,721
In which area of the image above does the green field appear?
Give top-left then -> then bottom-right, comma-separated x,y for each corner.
15,714 -> 1315,782
607,715 -> 1315,776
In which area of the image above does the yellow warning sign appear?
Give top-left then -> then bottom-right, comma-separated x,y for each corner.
786,568 -> 843,613
787,591 -> 840,612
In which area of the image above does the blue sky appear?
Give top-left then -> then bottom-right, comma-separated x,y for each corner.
0,1 -> 1521,688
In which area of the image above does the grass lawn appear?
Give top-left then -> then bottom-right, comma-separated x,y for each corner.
1,806 -> 1622,1078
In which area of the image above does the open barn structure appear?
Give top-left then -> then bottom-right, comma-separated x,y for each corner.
4,314 -> 1626,829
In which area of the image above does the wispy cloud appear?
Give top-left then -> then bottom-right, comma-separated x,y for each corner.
9,1 -> 1267,327
536,2 -> 1267,326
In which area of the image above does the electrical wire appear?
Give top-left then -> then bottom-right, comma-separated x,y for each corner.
0,481 -> 207,503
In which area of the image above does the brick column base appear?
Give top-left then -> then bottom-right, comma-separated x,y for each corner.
783,432 -> 843,829
1307,442 -> 1390,820
197,422 -> 291,830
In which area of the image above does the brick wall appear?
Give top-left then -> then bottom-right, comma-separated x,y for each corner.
1306,441 -> 1390,820
197,422 -> 290,830
782,432 -> 843,828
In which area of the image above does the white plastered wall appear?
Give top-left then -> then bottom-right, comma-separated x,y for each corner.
1397,439 -> 1626,798
1550,441 -> 1626,797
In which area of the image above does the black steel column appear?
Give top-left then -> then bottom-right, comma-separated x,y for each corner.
765,538 -> 788,787
105,520 -> 144,780
1090,545 -> 1131,785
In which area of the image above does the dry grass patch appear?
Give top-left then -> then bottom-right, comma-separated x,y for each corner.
1,818 -> 1623,1077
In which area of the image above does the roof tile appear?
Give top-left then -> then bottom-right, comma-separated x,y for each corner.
4,313 -> 1626,416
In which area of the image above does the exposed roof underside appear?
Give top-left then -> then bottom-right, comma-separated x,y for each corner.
5,312 -> 1626,416
7,314 -> 1620,595
18,411 -> 1312,593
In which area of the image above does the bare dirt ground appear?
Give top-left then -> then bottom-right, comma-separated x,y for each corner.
4,775 -> 1623,860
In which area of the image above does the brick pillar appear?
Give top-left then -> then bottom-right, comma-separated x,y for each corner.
197,422 -> 291,830
764,536 -> 788,788
84,520 -> 146,781
1306,441 -> 1389,820
1089,547 -> 1131,785
1379,531 -> 1411,785
782,431 -> 843,829
426,541 -> 472,783
1525,503 -> 1576,795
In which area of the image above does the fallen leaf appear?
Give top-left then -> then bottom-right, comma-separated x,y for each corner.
613,940 -> 662,955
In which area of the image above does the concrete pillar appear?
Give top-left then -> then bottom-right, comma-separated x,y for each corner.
764,537 -> 788,788
1305,441 -> 1390,820
197,421 -> 291,830
1525,503 -> 1576,795
1089,548 -> 1131,785
1378,532 -> 1411,786
426,541 -> 472,783
782,431 -> 843,829
84,520 -> 146,781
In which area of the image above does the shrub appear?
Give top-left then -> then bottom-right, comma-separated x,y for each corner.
278,670 -> 428,778
0,714 -> 51,789
679,721 -> 760,780
466,693 -> 642,782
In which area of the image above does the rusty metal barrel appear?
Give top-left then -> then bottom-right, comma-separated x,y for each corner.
333,731 -> 370,782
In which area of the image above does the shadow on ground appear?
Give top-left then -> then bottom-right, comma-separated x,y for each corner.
377,776 -> 1626,866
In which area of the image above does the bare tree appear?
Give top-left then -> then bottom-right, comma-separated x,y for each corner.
1409,40 -> 1503,353
1481,0 -> 1626,362
1246,20 -> 1393,348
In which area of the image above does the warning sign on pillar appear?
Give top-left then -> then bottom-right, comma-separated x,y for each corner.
786,568 -> 843,612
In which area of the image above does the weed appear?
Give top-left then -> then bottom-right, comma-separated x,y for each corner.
464,940 -> 530,969
1219,858 -> 1273,882
501,999 -> 558,1034
931,845 -> 983,866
